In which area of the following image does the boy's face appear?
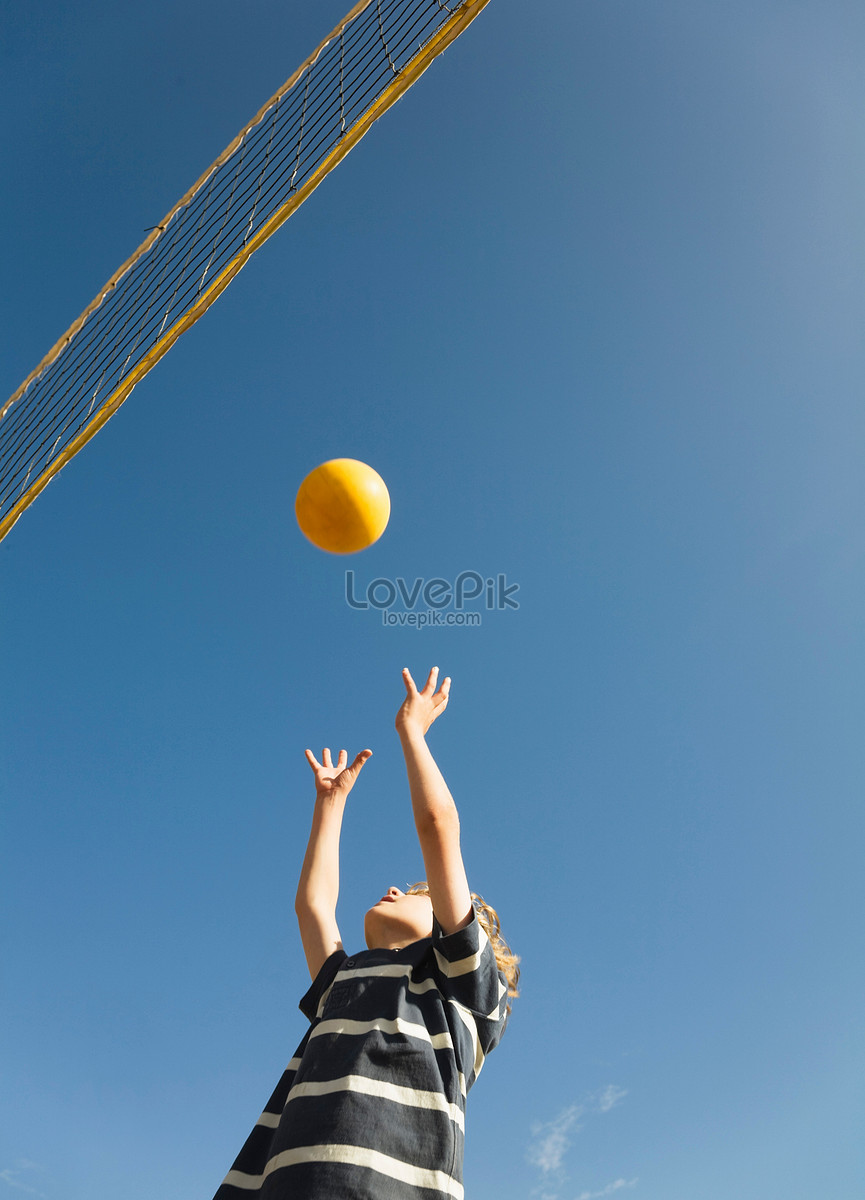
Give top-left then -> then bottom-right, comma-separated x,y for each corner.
364,887 -> 434,950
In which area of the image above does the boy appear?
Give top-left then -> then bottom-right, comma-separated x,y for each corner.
213,667 -> 517,1199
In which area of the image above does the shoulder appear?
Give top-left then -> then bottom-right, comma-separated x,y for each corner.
298,947 -> 348,1020
431,912 -> 490,972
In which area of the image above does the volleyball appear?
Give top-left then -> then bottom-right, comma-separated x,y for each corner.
295,459 -> 391,554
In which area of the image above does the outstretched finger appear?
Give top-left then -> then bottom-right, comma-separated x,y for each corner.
350,749 -> 373,773
436,675 -> 451,704
322,747 -> 333,768
304,748 -> 321,771
422,665 -> 439,695
337,748 -> 348,770
402,666 -> 418,696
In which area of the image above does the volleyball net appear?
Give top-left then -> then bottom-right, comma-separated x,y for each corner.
0,0 -> 490,543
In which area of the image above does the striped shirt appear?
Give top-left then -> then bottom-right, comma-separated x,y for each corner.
213,914 -> 509,1199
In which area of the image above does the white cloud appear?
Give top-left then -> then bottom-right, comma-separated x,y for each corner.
0,1162 -> 46,1197
575,1177 -> 638,1200
527,1087 -> 631,1197
595,1085 -> 628,1113
527,1103 -> 586,1175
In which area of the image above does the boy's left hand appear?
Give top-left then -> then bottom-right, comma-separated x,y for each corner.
396,666 -> 450,737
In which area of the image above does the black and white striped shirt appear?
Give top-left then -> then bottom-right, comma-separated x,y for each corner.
213,914 -> 509,1199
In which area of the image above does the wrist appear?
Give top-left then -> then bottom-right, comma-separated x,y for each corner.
314,788 -> 348,808
396,720 -> 427,745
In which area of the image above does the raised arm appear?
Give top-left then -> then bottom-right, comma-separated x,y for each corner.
295,746 -> 371,980
396,667 -> 473,936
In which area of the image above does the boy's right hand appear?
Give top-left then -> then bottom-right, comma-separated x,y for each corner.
304,747 -> 372,799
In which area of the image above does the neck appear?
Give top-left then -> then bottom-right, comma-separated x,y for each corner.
367,932 -> 427,951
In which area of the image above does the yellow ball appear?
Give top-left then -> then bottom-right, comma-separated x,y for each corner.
295,458 -> 391,554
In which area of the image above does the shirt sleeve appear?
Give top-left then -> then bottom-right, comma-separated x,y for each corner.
431,913 -> 509,1065
298,948 -> 348,1021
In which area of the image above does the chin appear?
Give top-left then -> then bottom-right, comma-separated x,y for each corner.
364,895 -> 434,949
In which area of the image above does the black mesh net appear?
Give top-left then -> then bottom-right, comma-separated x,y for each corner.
0,0 -> 485,539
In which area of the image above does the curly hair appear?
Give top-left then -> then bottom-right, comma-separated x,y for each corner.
406,881 -> 520,1011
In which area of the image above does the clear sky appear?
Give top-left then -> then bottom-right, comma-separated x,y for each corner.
2,1 -> 864,1198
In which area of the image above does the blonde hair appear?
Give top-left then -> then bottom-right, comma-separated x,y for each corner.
407,882 -> 520,1010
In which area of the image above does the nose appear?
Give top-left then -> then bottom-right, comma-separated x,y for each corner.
388,886 -> 402,897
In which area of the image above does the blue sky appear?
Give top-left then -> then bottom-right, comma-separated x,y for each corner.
2,1 -> 864,1198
